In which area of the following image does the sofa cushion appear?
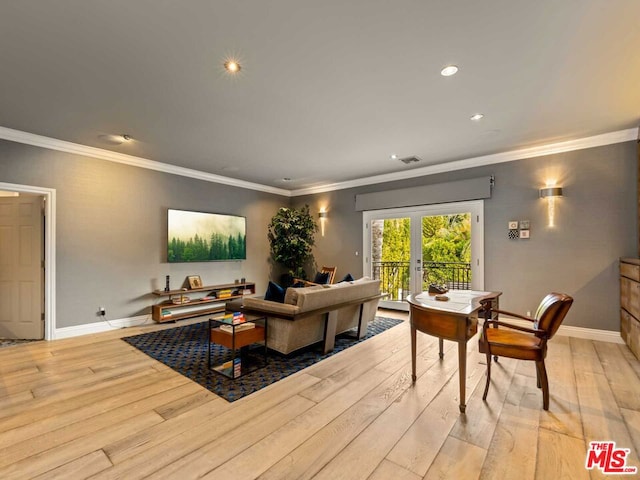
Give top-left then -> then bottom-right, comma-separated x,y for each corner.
264,281 -> 285,303
313,271 -> 331,284
284,284 -> 323,306
295,278 -> 380,312
339,273 -> 355,283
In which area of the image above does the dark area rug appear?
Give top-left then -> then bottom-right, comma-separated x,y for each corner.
123,316 -> 403,402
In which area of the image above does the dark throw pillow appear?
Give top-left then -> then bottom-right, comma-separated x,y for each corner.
313,271 -> 331,285
264,281 -> 285,303
339,273 -> 355,283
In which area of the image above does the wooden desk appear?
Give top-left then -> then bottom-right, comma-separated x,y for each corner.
407,290 -> 500,413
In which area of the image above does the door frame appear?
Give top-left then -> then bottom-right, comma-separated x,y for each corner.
0,182 -> 56,340
362,200 -> 485,303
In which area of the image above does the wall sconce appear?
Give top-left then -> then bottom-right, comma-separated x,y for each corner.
318,210 -> 328,236
539,186 -> 563,227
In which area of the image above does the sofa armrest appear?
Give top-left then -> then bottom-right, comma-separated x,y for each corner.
243,297 -> 300,318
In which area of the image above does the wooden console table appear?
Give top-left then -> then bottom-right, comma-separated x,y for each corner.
151,281 -> 255,323
407,290 -> 501,413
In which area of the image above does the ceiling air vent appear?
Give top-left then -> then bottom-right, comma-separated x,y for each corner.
399,156 -> 421,165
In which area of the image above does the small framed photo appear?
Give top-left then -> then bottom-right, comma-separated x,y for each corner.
187,275 -> 202,289
508,221 -> 518,229
519,229 -> 530,239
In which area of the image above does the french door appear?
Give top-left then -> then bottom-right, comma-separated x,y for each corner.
363,200 -> 484,310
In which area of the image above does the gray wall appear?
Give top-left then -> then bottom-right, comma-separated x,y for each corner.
0,140 -> 287,328
294,141 -> 638,332
1,138 -> 636,333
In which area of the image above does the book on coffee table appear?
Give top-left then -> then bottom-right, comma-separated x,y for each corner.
219,322 -> 255,333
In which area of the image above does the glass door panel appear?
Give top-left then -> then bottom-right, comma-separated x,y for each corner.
370,217 -> 412,310
364,201 -> 483,311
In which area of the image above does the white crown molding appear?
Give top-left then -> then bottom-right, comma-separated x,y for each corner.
1,125 -> 636,198
0,126 -> 291,197
290,128 -> 639,196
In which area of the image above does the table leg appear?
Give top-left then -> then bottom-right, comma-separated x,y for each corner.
411,325 -> 417,382
439,338 -> 444,359
458,340 -> 467,413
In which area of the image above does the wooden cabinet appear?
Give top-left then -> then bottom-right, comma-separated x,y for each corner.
151,282 -> 255,323
621,258 -> 640,359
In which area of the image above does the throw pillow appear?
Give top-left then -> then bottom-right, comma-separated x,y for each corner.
339,273 -> 355,283
313,271 -> 331,284
264,281 -> 285,303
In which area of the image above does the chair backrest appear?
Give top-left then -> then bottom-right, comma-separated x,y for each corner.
534,293 -> 574,339
321,266 -> 337,284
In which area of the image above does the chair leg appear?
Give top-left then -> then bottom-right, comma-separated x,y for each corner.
536,360 -> 550,410
482,349 -> 492,401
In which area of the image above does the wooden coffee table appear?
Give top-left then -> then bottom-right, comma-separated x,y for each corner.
208,312 -> 268,379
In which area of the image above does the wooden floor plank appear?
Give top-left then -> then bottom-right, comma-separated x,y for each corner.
151,395 -> 316,480
88,373 -> 322,480
424,436 -> 486,480
310,337 -> 474,480
536,428 -> 590,480
31,450 -> 112,480
0,375 -> 196,451
367,459 -> 422,480
0,411 -> 164,479
593,341 -> 640,410
0,310 -> 636,479
0,367 -> 169,432
572,339 -> 640,480
537,336 -> 584,440
201,365 -> 399,480
478,372 -> 541,480
443,351 -> 518,448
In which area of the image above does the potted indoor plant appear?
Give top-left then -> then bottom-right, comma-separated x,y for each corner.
268,205 -> 318,284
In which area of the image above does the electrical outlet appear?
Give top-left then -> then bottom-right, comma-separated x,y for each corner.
526,311 -> 531,317
99,307 -> 106,316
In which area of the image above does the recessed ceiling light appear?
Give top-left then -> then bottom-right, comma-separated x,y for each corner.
390,154 -> 398,160
440,65 -> 459,76
470,113 -> 484,121
224,59 -> 241,73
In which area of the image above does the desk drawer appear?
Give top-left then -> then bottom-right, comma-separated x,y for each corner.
621,261 -> 640,282
411,310 -> 476,341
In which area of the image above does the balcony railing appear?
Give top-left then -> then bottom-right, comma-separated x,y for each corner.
372,261 -> 471,302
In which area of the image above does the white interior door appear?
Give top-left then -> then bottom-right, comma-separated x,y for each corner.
363,200 -> 484,310
0,195 -> 44,339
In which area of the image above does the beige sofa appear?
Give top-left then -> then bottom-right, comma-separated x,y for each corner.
232,277 -> 382,355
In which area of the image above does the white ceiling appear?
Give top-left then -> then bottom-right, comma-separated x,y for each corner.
1,1 -> 639,193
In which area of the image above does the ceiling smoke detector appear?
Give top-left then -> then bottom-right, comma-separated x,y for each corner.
398,156 -> 421,165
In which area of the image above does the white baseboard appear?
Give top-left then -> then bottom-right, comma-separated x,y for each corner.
496,317 -> 624,344
54,315 -> 152,339
54,314 -> 625,345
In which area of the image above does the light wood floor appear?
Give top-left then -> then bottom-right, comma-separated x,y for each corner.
0,310 -> 638,479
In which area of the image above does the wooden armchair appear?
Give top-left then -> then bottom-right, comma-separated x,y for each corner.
478,292 -> 573,410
